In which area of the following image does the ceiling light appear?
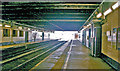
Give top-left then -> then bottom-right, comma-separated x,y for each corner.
87,24 -> 91,27
84,26 -> 87,28
96,13 -> 102,18
28,28 -> 30,30
103,8 -> 112,16
5,25 -> 11,27
92,19 -> 101,22
112,1 -> 120,10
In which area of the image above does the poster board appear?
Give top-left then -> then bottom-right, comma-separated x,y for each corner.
117,28 -> 120,50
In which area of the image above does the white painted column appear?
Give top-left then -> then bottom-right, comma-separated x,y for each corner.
10,28 -> 13,43
28,31 -> 32,41
0,26 -> 2,44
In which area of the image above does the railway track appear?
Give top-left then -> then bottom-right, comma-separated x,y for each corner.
1,40 -> 58,60
1,40 -> 66,71
1,40 -> 59,64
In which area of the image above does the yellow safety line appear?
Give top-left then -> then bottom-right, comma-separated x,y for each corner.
29,45 -> 59,71
0,40 -> 46,49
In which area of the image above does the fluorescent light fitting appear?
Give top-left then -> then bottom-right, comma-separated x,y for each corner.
28,28 -> 30,30
103,8 -> 112,16
87,24 -> 91,27
82,28 -> 85,31
92,19 -> 101,22
19,26 -> 22,30
5,25 -> 11,27
0,24 -> 2,26
112,1 -> 120,10
97,13 -> 102,18
84,26 -> 87,28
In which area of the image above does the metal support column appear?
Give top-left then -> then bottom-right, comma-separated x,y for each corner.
0,26 -> 2,46
84,30 -> 86,46
42,32 -> 44,40
91,22 -> 102,57
10,28 -> 13,43
25,31 -> 29,42
91,23 -> 94,56
89,28 -> 91,49
48,33 -> 50,40
82,30 -> 84,44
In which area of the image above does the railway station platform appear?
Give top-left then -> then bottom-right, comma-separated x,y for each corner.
30,40 -> 113,70
0,0 -> 120,71
1,40 -> 115,71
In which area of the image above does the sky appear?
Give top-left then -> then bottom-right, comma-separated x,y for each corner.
50,31 -> 78,41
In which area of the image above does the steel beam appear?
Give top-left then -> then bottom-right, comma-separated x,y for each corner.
15,20 -> 86,22
2,6 -> 97,10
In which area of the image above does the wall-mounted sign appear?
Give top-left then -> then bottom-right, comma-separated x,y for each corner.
106,31 -> 111,36
112,33 -> 116,42
112,28 -> 117,42
113,28 -> 117,33
118,28 -> 120,50
108,36 -> 112,41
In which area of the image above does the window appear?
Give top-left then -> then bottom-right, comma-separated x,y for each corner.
13,30 -> 18,37
19,31 -> 24,37
3,29 -> 10,37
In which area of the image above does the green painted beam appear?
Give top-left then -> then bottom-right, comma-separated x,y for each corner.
0,13 -> 90,15
15,20 -> 86,22
0,4 -> 99,6
1,17 -> 88,19
1,7 -> 96,10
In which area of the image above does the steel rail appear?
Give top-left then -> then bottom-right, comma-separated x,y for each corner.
10,42 -> 64,70
0,41 -> 59,64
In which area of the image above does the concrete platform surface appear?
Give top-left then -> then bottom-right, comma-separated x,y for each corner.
30,40 -> 114,70
64,40 -> 112,69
